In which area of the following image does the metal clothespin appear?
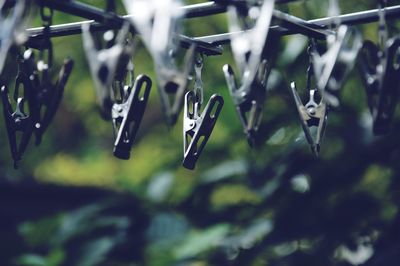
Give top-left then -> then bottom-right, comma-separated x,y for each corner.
291,45 -> 328,156
82,21 -> 132,119
222,0 -> 275,147
112,63 -> 152,160
311,0 -> 362,107
183,55 -> 224,170
30,6 -> 74,145
1,50 -> 37,168
358,1 -> 400,135
291,84 -> 327,157
123,0 -> 195,126
0,0 -> 30,74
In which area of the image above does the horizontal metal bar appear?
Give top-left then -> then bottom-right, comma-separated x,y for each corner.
29,1 -> 225,56
183,1 -> 227,18
194,5 -> 400,45
36,0 -> 227,22
273,10 -> 333,39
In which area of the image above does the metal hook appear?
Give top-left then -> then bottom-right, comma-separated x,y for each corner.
290,82 -> 328,157
112,74 -> 152,159
82,21 -> 133,119
378,0 -> 388,49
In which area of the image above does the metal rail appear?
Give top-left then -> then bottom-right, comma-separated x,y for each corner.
195,5 -> 400,45
26,1 -> 400,53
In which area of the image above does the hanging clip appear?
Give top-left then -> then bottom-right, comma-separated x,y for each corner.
0,0 -> 30,73
358,1 -> 400,135
31,6 -> 74,145
311,0 -> 362,107
112,69 -> 152,160
291,45 -> 328,156
183,56 -> 224,169
82,21 -> 132,118
222,0 -> 275,146
312,26 -> 362,107
1,50 -> 37,168
123,0 -> 195,126
291,83 -> 327,157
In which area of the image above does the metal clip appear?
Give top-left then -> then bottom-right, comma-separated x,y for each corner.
112,74 -> 152,160
222,0 -> 274,146
82,22 -> 132,118
1,50 -> 37,168
223,59 -> 269,147
0,0 -> 29,73
311,25 -> 362,107
183,57 -> 224,169
359,38 -> 400,135
291,82 -> 328,157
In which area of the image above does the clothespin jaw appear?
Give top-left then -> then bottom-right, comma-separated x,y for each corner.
156,44 -> 196,126
223,59 -> 269,147
112,74 -> 152,160
359,38 -> 400,135
312,26 -> 362,107
1,52 -> 37,168
82,22 -> 133,119
183,91 -> 224,170
291,82 -> 327,157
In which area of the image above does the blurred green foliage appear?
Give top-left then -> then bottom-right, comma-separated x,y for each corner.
1,0 -> 400,266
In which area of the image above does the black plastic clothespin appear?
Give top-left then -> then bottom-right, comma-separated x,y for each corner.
291,47 -> 328,156
183,55 -> 224,170
1,50 -> 37,168
358,0 -> 400,135
82,21 -> 132,119
0,0 -> 29,73
311,0 -> 362,107
111,61 -> 152,160
123,0 -> 195,126
31,6 -> 74,145
222,0 -> 275,147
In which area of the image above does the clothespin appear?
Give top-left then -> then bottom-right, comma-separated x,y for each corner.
291,45 -> 328,156
222,0 -> 275,146
358,0 -> 400,135
0,0 -> 29,73
1,50 -> 37,168
112,64 -> 152,160
82,21 -> 132,119
183,55 -> 224,170
31,6 -> 74,145
291,84 -> 327,157
123,0 -> 195,126
311,0 -> 362,107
